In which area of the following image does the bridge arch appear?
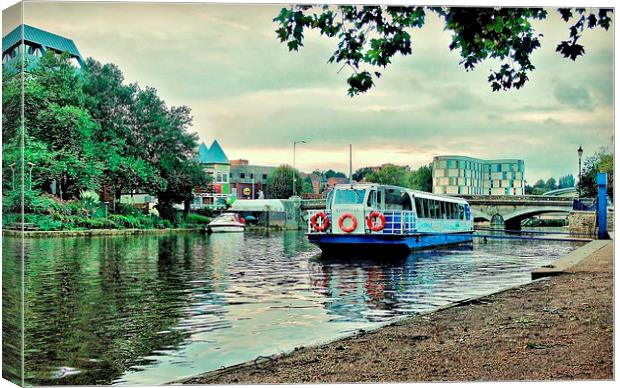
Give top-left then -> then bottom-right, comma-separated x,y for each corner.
470,208 -> 491,222
503,207 -> 571,230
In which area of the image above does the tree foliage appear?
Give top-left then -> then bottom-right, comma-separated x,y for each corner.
577,148 -> 613,199
408,163 -> 433,192
558,174 -> 575,189
2,52 -> 209,222
266,165 -> 304,198
364,164 -> 408,186
359,163 -> 433,192
274,6 -> 612,96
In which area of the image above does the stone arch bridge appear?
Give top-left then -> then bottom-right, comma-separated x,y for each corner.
461,195 -> 573,230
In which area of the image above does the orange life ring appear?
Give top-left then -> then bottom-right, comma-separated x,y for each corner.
310,212 -> 330,232
338,213 -> 358,233
366,211 -> 386,232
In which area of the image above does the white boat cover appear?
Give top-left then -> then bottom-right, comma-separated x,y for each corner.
230,199 -> 286,212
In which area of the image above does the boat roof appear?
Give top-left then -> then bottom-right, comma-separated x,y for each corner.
332,183 -> 468,204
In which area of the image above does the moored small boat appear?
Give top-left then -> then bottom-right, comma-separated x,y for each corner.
307,183 -> 474,256
206,213 -> 245,233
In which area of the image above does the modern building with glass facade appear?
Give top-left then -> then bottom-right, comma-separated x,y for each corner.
432,156 -> 525,196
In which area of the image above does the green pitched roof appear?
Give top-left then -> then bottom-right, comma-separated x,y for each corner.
3,24 -> 82,58
196,141 -> 229,164
206,140 -> 229,164
196,143 -> 210,163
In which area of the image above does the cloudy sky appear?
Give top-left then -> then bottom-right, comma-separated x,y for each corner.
4,1 -> 614,182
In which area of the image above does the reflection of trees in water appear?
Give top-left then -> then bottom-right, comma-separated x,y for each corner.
2,238 -> 23,385
19,234 -> 230,385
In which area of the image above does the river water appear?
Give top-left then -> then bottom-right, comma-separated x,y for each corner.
2,231 -> 583,385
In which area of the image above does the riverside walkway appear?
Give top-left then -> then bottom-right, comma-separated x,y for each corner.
177,239 -> 613,383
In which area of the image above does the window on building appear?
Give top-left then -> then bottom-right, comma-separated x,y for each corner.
262,174 -> 268,180
250,173 -> 254,179
240,173 -> 245,179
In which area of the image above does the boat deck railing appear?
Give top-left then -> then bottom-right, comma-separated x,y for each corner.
307,210 -> 416,235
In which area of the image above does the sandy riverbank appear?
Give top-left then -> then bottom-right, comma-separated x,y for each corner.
176,239 -> 613,384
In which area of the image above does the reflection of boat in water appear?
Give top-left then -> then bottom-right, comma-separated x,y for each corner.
307,183 -> 474,257
206,213 -> 245,233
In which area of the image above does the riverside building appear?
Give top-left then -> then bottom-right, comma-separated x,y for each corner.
194,140 -> 231,208
2,24 -> 83,71
229,159 -> 277,199
432,156 -> 525,196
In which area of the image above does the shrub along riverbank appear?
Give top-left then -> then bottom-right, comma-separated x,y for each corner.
2,190 -> 212,231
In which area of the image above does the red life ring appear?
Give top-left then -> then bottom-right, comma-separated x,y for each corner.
366,211 -> 386,232
310,212 -> 330,232
338,213 -> 358,233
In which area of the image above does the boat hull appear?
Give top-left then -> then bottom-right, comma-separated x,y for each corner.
206,225 -> 244,233
307,232 -> 473,257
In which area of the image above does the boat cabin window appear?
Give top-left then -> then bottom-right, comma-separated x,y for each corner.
401,192 -> 412,211
415,196 -> 424,217
366,189 -> 375,207
456,203 -> 465,220
385,188 -> 404,210
334,189 -> 366,205
413,198 -> 467,220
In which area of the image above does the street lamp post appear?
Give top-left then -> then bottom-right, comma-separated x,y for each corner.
27,162 -> 35,190
577,145 -> 583,197
293,140 -> 307,197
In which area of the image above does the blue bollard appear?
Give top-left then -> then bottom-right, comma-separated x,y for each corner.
597,173 -> 609,239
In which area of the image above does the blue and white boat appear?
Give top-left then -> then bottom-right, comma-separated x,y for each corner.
307,183 -> 473,256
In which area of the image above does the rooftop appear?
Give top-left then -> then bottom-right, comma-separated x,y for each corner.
3,24 -> 82,58
196,140 -> 229,165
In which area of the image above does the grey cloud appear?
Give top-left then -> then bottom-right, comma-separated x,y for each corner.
20,2 -> 613,183
553,84 -> 594,111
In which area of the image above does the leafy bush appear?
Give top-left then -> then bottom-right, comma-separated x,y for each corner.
187,213 -> 211,225
23,214 -> 63,230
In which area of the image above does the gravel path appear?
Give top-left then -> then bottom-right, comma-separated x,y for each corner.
177,241 -> 613,384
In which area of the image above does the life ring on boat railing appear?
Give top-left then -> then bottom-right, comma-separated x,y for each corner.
366,211 -> 386,232
310,211 -> 330,232
338,213 -> 358,233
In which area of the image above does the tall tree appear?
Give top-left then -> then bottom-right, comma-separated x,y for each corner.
577,149 -> 613,199
352,167 -> 374,181
324,169 -> 347,179
408,164 -> 433,192
545,177 -> 557,191
266,165 -> 303,199
274,6 -> 612,96
364,165 -> 408,186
